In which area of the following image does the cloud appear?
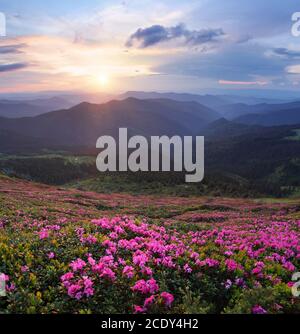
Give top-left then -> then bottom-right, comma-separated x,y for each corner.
0,43 -> 27,54
219,80 -> 268,86
0,63 -> 29,73
235,34 -> 253,44
286,65 -> 300,74
190,0 -> 299,41
125,24 -> 225,48
0,1 -> 296,93
155,42 -> 284,84
273,48 -> 300,59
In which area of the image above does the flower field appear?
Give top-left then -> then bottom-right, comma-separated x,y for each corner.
0,174 -> 300,314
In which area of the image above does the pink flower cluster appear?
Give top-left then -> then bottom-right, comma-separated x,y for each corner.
76,227 -> 97,244
134,291 -> 175,313
59,216 -> 300,312
61,273 -> 94,299
0,273 -> 15,293
131,278 -> 159,294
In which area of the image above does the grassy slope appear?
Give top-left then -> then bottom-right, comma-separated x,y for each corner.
1,173 -> 300,226
1,174 -> 300,314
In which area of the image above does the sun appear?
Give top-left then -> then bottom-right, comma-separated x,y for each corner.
97,74 -> 109,87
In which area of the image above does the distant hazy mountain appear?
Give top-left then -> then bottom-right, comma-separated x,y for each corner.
25,96 -> 73,110
234,107 -> 300,126
202,118 -> 300,141
0,98 -> 220,147
0,97 -> 73,118
119,91 -> 232,108
0,102 -> 45,118
217,101 -> 300,120
120,91 -> 286,109
201,118 -> 264,139
0,91 -> 291,119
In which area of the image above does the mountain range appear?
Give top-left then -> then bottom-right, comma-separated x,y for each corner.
233,107 -> 300,126
1,90 -> 297,119
0,97 -> 220,149
0,93 -> 299,197
0,97 -> 74,118
0,92 -> 300,152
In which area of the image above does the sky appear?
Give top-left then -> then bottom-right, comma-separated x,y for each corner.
1,0 -> 300,95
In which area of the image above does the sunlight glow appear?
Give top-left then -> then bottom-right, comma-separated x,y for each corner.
97,74 -> 109,87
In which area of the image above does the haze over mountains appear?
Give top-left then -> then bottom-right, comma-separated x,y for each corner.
1,90 -> 297,117
120,91 -> 287,108
0,91 -> 299,197
0,91 -> 300,152
0,97 -> 220,148
234,107 -> 300,126
0,97 -> 74,118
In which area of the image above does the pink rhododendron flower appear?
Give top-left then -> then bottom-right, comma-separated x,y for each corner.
99,267 -> 116,281
183,264 -> 192,273
38,229 -> 49,240
131,278 -> 159,295
225,259 -> 241,272
70,258 -> 86,272
252,305 -> 267,314
122,266 -> 135,279
48,252 -> 55,259
141,266 -> 153,276
21,265 -> 29,273
82,276 -> 94,297
282,262 -> 295,272
147,278 -> 159,294
61,272 -> 74,282
160,292 -> 174,307
133,251 -> 149,267
224,279 -> 232,289
134,305 -> 146,314
67,284 -> 82,298
6,283 -> 16,292
197,258 -> 219,268
143,295 -> 156,309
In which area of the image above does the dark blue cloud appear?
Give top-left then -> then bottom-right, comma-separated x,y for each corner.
0,62 -> 28,72
0,43 -> 26,54
126,24 -> 225,48
273,48 -> 300,59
